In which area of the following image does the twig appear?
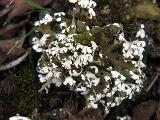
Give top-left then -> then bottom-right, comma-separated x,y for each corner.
0,19 -> 28,35
38,79 -> 52,93
156,102 -> 160,120
8,0 -> 15,6
145,74 -> 160,92
0,7 -> 11,17
0,48 -> 31,71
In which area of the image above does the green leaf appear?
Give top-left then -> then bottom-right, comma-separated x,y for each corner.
24,0 -> 50,11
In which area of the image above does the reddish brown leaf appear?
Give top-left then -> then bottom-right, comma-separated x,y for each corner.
0,0 -> 53,24
0,0 -> 52,6
0,0 -> 11,5
68,108 -> 104,120
0,7 -> 11,17
35,0 -> 52,5
0,39 -> 15,51
0,39 -> 26,65
0,49 -> 8,65
0,74 -> 17,95
0,20 -> 28,36
6,0 -> 33,24
132,101 -> 158,120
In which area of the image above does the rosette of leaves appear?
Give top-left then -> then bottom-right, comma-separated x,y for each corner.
33,12 -> 146,115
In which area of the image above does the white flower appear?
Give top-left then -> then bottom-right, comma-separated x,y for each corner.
113,23 -> 123,28
96,93 -> 102,101
81,74 -> 85,80
44,14 -> 53,22
32,45 -> 43,52
99,53 -> 103,58
86,47 -> 92,53
110,102 -> 116,107
42,66 -> 50,73
114,79 -> 121,86
120,75 -> 126,81
34,21 -> 40,26
119,33 -> 126,41
62,60 -> 72,69
56,17 -> 61,22
40,34 -> 50,45
78,0 -> 97,8
88,8 -> 96,19
90,66 -> 98,73
92,78 -> 100,86
86,26 -> 90,31
123,42 -> 130,50
78,0 -> 89,8
60,22 -> 67,29
86,71 -> 96,79
76,44 -> 83,50
138,61 -> 146,68
141,24 -> 145,29
34,14 -> 53,26
68,0 -> 77,3
54,12 -> 65,17
88,95 -> 95,101
130,71 -> 139,80
88,0 -> 97,7
123,85 -> 132,95
103,87 -> 109,93
122,39 -> 146,60
52,78 -> 62,87
63,76 -> 76,86
32,37 -> 42,52
54,12 -> 65,22
9,115 -> 31,120
104,76 -> 111,81
111,71 -> 120,78
91,41 -> 98,50
140,41 -> 146,47
54,72 -> 61,78
87,54 -> 94,62
46,71 -> 53,79
106,92 -> 112,97
76,86 -> 86,92
69,69 -> 82,76
136,29 -> 145,38
32,35 -> 50,52
56,34 -> 66,41
134,85 -> 141,92
117,115 -> 131,120
89,101 -> 98,108
38,74 -> 46,83
105,107 -> 110,114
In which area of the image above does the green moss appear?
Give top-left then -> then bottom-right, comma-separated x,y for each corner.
36,25 -> 56,38
13,60 -> 37,115
74,32 -> 93,45
38,53 -> 51,68
133,1 -> 160,20
6,54 -> 45,116
76,21 -> 88,34
155,23 -> 160,43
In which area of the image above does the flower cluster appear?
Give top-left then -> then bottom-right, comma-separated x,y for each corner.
117,115 -> 131,120
32,0 -> 146,115
32,34 -> 50,52
122,24 -> 146,61
54,12 -> 65,22
34,14 -> 53,26
69,0 -> 97,19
